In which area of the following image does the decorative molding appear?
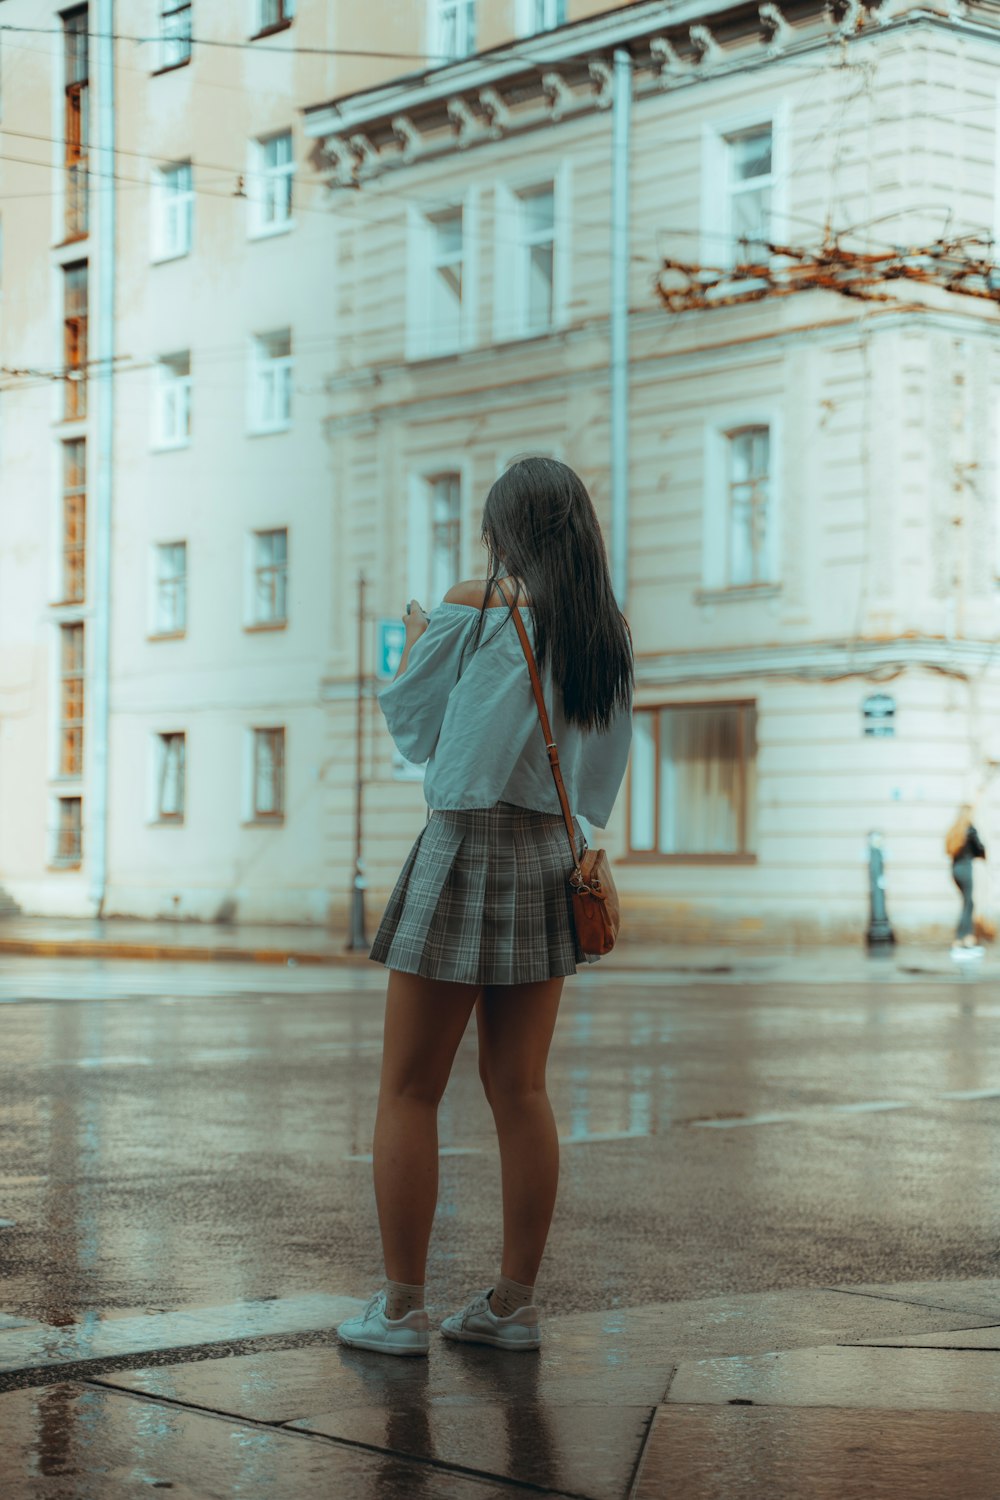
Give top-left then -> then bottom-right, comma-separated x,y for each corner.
588,59 -> 615,108
542,70 -> 575,121
391,114 -> 422,162
634,636 -> 998,687
759,2 -> 795,51
447,96 -> 485,147
478,85 -> 510,137
688,23 -> 726,66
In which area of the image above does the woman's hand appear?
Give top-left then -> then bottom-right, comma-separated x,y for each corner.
403,599 -> 430,640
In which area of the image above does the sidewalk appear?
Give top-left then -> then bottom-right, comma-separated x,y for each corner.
2,1277 -> 998,1497
0,914 -> 995,981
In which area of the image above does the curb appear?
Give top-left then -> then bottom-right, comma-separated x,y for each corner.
0,939 -> 371,967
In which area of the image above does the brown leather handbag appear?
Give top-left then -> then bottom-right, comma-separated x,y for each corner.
498,581 -> 622,959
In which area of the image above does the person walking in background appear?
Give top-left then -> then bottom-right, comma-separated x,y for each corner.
946,803 -> 987,958
335,457 -> 634,1357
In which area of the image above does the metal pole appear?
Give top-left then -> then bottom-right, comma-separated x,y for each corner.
347,570 -> 368,949
89,0 -> 115,916
610,46 -> 632,612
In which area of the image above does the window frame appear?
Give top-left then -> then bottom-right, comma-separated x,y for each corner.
406,191 -> 479,360
625,700 -> 758,864
248,129 -> 294,238
51,795 -> 83,868
60,438 -> 87,605
701,407 -> 782,596
157,0 -> 192,72
153,160 -> 194,262
62,7 -> 89,242
151,539 -> 188,638
58,621 -> 85,780
154,351 -> 192,449
514,0 -> 566,36
153,731 -> 186,823
63,260 -> 88,422
700,101 -> 789,286
248,328 -> 293,434
251,0 -> 295,40
247,726 -> 286,823
247,526 -> 289,629
493,164 -> 569,342
428,0 -> 477,63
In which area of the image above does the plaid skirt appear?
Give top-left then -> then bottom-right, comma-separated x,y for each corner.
368,800 -> 593,986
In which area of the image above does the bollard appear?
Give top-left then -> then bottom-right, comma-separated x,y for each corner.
866,831 -> 896,951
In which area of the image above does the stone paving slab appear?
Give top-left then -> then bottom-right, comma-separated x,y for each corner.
848,1325 -> 1000,1349
290,1402 -> 652,1500
0,1382 -> 549,1500
632,1406 -> 1000,1500
0,1294 -> 358,1375
666,1343 -> 1000,1410
831,1279 -> 1000,1320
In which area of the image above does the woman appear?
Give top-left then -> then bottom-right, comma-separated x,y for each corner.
336,456 -> 634,1357
946,803 -> 987,956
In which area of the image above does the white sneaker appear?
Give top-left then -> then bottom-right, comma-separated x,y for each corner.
335,1290 -> 430,1356
439,1287 -> 541,1351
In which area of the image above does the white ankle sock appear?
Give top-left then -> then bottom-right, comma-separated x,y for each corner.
385,1279 -> 425,1320
488,1274 -> 535,1318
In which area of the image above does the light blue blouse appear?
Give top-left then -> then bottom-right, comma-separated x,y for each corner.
376,602 -> 633,829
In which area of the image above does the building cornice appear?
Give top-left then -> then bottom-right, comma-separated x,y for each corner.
302,0 -> 991,187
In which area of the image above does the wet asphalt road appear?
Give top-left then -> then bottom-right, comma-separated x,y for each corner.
0,956 -> 998,1333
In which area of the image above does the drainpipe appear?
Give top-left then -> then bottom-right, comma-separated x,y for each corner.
89,0 -> 115,916
610,47 -> 632,611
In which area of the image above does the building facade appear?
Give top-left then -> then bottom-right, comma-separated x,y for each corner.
2,0 -> 1000,940
307,0 -> 1000,944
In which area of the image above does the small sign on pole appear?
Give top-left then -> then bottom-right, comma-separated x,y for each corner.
375,619 -> 407,682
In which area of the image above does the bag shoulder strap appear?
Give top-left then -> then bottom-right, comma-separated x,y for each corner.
493,578 -> 582,873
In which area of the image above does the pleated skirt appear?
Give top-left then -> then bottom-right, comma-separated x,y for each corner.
368,800 -> 594,986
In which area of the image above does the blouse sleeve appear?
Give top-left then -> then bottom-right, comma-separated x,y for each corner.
376,608 -> 476,765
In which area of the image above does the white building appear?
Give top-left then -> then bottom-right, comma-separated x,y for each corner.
307,0 -> 1000,945
2,0 -> 1000,942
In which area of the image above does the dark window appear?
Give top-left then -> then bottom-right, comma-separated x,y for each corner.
63,7 -> 89,238
63,261 -> 88,420
628,702 -> 757,860
59,623 -> 85,777
62,439 -> 86,603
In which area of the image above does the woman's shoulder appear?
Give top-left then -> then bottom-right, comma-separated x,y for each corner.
444,579 -> 533,608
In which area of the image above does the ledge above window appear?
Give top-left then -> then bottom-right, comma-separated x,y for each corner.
694,583 -> 782,605
147,630 -> 186,642
250,18 -> 292,40
244,619 -> 288,633
151,57 -> 191,78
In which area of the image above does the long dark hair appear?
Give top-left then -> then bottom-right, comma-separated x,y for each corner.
461,456 -> 634,734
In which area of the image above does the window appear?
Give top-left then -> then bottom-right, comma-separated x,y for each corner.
159,0 -> 192,68
54,796 -> 82,866
154,733 -> 185,821
725,125 -> 773,263
63,8 -> 88,239
251,727 -> 285,820
155,352 -> 191,447
249,329 -> 292,432
154,161 -> 193,259
409,205 -> 467,358
153,541 -> 187,635
516,0 -> 566,33
63,262 -> 88,420
629,703 -> 757,859
255,0 -> 295,34
249,130 -> 293,234
431,0 -> 476,61
726,426 -> 773,586
59,622 -> 85,778
249,528 -> 288,626
429,475 -> 461,604
495,176 -> 565,341
62,440 -> 86,604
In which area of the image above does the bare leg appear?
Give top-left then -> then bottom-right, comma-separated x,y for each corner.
476,977 -> 565,1287
372,969 -> 481,1285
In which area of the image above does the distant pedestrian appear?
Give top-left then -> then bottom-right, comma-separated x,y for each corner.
335,456 -> 634,1358
946,804 -> 987,957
